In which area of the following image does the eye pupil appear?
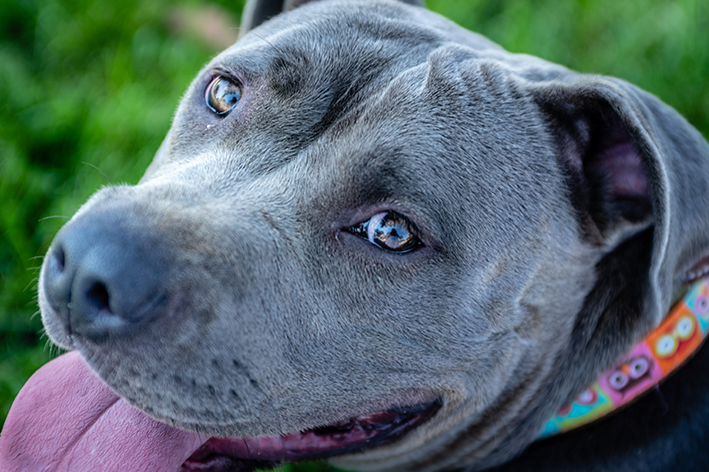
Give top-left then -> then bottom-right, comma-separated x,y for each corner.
206,76 -> 241,115
375,219 -> 406,249
357,211 -> 421,253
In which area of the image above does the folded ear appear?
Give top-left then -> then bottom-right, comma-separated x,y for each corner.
532,76 -> 709,372
240,0 -> 284,34
511,78 -> 709,453
240,0 -> 425,36
534,82 -> 656,243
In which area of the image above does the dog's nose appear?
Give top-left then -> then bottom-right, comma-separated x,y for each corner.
43,211 -> 169,342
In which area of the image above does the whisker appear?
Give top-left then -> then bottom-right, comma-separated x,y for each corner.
24,276 -> 39,292
252,31 -> 285,57
39,328 -> 70,359
81,161 -> 115,186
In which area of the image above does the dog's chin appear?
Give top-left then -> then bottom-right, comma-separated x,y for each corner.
181,400 -> 442,471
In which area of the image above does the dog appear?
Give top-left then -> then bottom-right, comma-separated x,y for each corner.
2,0 -> 709,470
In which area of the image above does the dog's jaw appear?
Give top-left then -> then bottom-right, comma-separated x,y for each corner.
0,351 -> 441,472
182,401 -> 441,469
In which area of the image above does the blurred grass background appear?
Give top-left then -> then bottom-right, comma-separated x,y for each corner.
0,0 -> 707,470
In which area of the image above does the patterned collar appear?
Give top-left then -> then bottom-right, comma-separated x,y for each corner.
539,275 -> 709,439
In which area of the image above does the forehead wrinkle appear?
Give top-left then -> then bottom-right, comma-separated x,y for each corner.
213,23 -> 315,81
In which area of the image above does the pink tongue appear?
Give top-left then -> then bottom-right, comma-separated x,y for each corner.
0,352 -> 208,472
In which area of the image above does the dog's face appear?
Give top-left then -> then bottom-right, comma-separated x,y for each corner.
9,0 -> 709,471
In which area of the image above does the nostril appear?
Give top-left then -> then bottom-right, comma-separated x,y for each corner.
86,281 -> 111,313
50,242 -> 66,275
44,242 -> 71,315
54,244 -> 65,272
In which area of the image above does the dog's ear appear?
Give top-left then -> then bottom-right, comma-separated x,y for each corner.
534,81 -> 657,244
533,77 -> 709,350
525,78 -> 709,433
240,0 -> 425,35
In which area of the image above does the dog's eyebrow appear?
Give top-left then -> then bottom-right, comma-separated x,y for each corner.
267,45 -> 311,98
310,61 -> 391,140
263,41 -> 397,147
345,146 -> 419,202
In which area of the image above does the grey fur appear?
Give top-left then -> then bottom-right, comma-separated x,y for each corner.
36,0 -> 709,470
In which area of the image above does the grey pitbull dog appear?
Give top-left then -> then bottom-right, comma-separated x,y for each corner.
2,0 -> 709,471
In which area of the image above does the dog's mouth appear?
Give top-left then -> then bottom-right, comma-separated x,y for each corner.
182,401 -> 441,471
0,351 -> 440,472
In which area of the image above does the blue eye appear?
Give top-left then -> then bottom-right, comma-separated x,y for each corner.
350,211 -> 422,253
206,76 -> 241,115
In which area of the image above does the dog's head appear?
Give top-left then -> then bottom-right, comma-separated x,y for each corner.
3,0 -> 709,471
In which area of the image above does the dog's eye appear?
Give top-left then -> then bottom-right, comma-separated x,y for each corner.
350,211 -> 422,253
206,76 -> 241,115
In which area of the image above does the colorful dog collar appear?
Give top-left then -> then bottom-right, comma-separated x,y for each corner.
539,275 -> 709,439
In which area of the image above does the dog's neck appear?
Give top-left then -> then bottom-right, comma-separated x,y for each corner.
538,268 -> 709,439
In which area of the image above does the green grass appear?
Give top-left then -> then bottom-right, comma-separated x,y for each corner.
0,0 -> 707,470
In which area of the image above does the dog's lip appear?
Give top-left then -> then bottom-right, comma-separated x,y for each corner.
181,400 -> 441,470
0,351 -> 440,472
